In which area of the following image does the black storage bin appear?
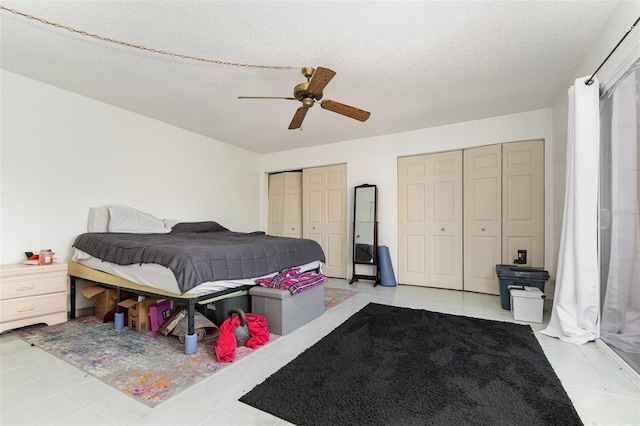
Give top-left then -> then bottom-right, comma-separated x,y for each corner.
495,264 -> 549,310
197,292 -> 251,326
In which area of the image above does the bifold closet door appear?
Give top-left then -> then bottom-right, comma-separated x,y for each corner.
398,151 -> 463,289
398,155 -> 429,285
398,141 -> 544,294
463,140 -> 544,294
463,144 -> 502,295
267,172 -> 302,238
303,164 -> 347,278
283,172 -> 303,238
428,151 -> 463,289
268,173 -> 285,236
502,140 -> 544,267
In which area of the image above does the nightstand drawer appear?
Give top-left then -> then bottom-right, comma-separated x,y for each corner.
0,264 -> 67,299
0,292 -> 67,322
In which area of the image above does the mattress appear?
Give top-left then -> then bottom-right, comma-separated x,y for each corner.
72,249 -> 322,296
73,222 -> 326,293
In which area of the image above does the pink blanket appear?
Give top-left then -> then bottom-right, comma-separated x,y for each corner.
256,267 -> 326,294
214,313 -> 270,362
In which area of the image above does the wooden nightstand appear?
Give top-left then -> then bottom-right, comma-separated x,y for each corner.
0,262 -> 68,332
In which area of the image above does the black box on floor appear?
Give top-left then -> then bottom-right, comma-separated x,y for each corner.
197,291 -> 251,326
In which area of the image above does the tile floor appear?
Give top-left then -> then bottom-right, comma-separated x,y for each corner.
1,279 -> 639,425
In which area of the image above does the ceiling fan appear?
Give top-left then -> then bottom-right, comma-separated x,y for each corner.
238,67 -> 371,130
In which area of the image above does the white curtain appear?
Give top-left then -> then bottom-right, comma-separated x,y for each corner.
600,64 -> 640,353
542,76 -> 601,344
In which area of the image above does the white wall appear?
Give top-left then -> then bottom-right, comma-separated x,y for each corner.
0,70 -> 261,265
260,109 -> 554,283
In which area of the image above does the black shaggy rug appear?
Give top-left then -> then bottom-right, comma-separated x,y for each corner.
240,303 -> 582,426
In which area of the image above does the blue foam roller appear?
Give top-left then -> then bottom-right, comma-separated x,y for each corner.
184,333 -> 197,355
378,245 -> 397,286
114,312 -> 124,330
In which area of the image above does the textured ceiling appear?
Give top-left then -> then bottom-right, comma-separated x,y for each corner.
1,1 -> 618,154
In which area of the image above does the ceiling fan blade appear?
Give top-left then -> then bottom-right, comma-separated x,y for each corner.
288,107 -> 308,129
320,100 -> 371,122
238,96 -> 296,100
306,67 -> 336,95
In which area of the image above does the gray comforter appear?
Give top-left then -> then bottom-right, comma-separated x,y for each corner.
73,221 -> 326,294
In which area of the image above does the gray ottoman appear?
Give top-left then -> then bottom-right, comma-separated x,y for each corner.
249,284 -> 325,335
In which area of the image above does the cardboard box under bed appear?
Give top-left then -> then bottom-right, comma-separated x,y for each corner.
68,261 -> 255,350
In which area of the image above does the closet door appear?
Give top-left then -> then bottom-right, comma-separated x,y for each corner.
267,172 -> 302,238
398,152 -> 463,289
502,140 -> 544,266
398,142 -> 544,294
428,151 -> 463,289
463,144 -> 502,294
398,155 -> 429,285
267,173 -> 285,236
303,164 -> 347,278
283,172 -> 303,238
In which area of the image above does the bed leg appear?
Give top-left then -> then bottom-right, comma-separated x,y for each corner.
114,312 -> 125,330
187,299 -> 196,335
69,276 -> 76,319
184,300 -> 197,355
184,333 -> 197,355
114,287 -> 124,330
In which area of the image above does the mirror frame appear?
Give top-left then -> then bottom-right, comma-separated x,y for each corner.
350,184 -> 379,285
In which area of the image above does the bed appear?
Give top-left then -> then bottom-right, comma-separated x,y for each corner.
68,206 -> 325,354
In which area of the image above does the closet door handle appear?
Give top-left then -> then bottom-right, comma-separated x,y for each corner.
441,228 -> 445,231
482,228 -> 486,231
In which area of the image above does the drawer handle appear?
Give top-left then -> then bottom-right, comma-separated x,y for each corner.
16,284 -> 34,291
17,305 -> 35,312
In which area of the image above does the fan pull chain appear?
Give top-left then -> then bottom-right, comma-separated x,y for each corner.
0,5 -> 299,70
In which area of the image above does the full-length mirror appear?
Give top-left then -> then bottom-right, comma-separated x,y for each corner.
351,184 -> 379,285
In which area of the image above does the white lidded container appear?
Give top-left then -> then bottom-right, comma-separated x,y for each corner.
509,286 -> 546,323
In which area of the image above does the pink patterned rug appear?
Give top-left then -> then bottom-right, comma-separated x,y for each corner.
14,286 -> 359,407
324,287 -> 358,309
14,316 -> 269,407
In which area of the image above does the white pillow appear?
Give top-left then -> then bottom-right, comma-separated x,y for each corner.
107,205 -> 170,234
87,207 -> 110,232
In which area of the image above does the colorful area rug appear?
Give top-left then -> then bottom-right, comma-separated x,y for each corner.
323,287 -> 358,309
14,286 -> 358,407
14,316 -> 267,407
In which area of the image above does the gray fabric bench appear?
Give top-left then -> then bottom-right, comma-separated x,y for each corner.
249,284 -> 325,335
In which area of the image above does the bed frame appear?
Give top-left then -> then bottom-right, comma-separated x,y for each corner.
68,261 -> 254,354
